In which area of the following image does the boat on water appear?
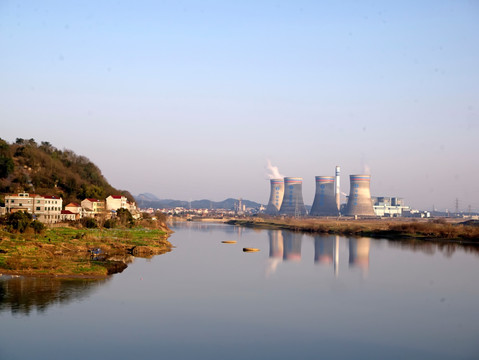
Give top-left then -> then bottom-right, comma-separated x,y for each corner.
243,248 -> 260,252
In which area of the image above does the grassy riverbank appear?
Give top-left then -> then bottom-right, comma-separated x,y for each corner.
226,218 -> 479,243
0,227 -> 172,278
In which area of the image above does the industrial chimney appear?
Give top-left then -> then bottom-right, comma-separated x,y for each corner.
310,176 -> 339,216
344,174 -> 376,216
265,179 -> 284,215
279,177 -> 307,216
335,166 -> 340,212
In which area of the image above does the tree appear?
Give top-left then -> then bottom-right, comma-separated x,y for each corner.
6,211 -> 33,233
117,208 -> 134,227
0,138 -> 14,178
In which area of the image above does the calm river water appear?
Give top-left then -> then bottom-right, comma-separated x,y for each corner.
1,222 -> 479,360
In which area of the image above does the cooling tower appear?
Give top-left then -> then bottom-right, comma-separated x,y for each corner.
344,175 -> 376,216
310,176 -> 339,216
278,177 -> 307,216
265,179 -> 284,215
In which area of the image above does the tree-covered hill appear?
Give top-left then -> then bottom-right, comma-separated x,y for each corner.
0,138 -> 133,205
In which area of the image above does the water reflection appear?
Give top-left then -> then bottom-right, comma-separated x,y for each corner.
349,238 -> 371,270
314,235 -> 339,276
283,231 -> 302,261
0,276 -> 108,315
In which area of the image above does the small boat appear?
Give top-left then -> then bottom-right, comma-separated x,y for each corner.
221,240 -> 237,244
243,247 -> 260,252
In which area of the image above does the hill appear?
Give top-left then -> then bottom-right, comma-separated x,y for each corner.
135,195 -> 262,210
0,138 -> 133,205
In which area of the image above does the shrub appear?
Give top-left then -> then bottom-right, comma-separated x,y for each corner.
103,219 -> 117,229
81,217 -> 98,229
30,220 -> 45,234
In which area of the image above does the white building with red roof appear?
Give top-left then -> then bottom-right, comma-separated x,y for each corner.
106,195 -> 128,211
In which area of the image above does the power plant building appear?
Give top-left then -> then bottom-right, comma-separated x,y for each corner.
344,175 -> 376,217
310,176 -> 339,216
279,177 -> 307,217
265,179 -> 284,215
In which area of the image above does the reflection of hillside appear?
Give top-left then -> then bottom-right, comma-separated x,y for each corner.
386,240 -> 479,258
0,276 -> 108,316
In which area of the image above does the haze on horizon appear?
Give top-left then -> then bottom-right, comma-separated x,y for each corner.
1,1 -> 478,212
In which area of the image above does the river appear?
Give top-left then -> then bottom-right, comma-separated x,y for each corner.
1,222 -> 478,359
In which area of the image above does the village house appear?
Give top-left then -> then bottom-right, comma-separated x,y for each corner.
60,210 -> 77,221
65,202 -> 83,219
80,198 -> 105,217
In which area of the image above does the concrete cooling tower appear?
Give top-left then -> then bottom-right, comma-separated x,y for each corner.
344,175 -> 376,216
310,176 -> 339,216
279,177 -> 307,216
265,179 -> 284,215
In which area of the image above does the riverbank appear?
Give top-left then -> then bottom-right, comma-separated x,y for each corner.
225,218 -> 479,243
0,227 -> 173,278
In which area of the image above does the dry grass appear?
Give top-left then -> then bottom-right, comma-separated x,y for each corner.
227,217 -> 479,242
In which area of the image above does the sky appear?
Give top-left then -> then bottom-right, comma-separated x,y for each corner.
1,0 -> 478,211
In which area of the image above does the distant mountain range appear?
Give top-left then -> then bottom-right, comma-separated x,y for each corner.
135,193 -> 262,210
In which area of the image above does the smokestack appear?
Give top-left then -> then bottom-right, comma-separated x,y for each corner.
279,177 -> 307,217
310,176 -> 339,216
344,174 -> 376,217
265,179 -> 284,215
335,166 -> 340,212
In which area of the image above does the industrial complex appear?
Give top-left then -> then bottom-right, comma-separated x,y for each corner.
266,166 -> 413,218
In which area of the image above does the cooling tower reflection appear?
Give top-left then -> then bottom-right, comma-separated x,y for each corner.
266,230 -> 371,277
349,237 -> 371,270
282,231 -> 303,261
314,235 -> 340,277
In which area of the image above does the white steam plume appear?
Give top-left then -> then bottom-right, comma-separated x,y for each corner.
265,159 -> 284,179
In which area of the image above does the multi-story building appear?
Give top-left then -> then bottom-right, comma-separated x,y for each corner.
4,192 -> 63,224
106,195 -> 128,211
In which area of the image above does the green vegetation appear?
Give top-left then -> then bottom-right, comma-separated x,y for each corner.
1,211 -> 45,234
0,226 -> 172,278
226,218 -> 479,242
0,137 -> 133,205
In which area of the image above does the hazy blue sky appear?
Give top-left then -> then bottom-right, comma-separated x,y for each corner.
1,0 -> 478,211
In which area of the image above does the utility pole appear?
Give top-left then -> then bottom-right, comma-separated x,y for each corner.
455,198 -> 459,215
